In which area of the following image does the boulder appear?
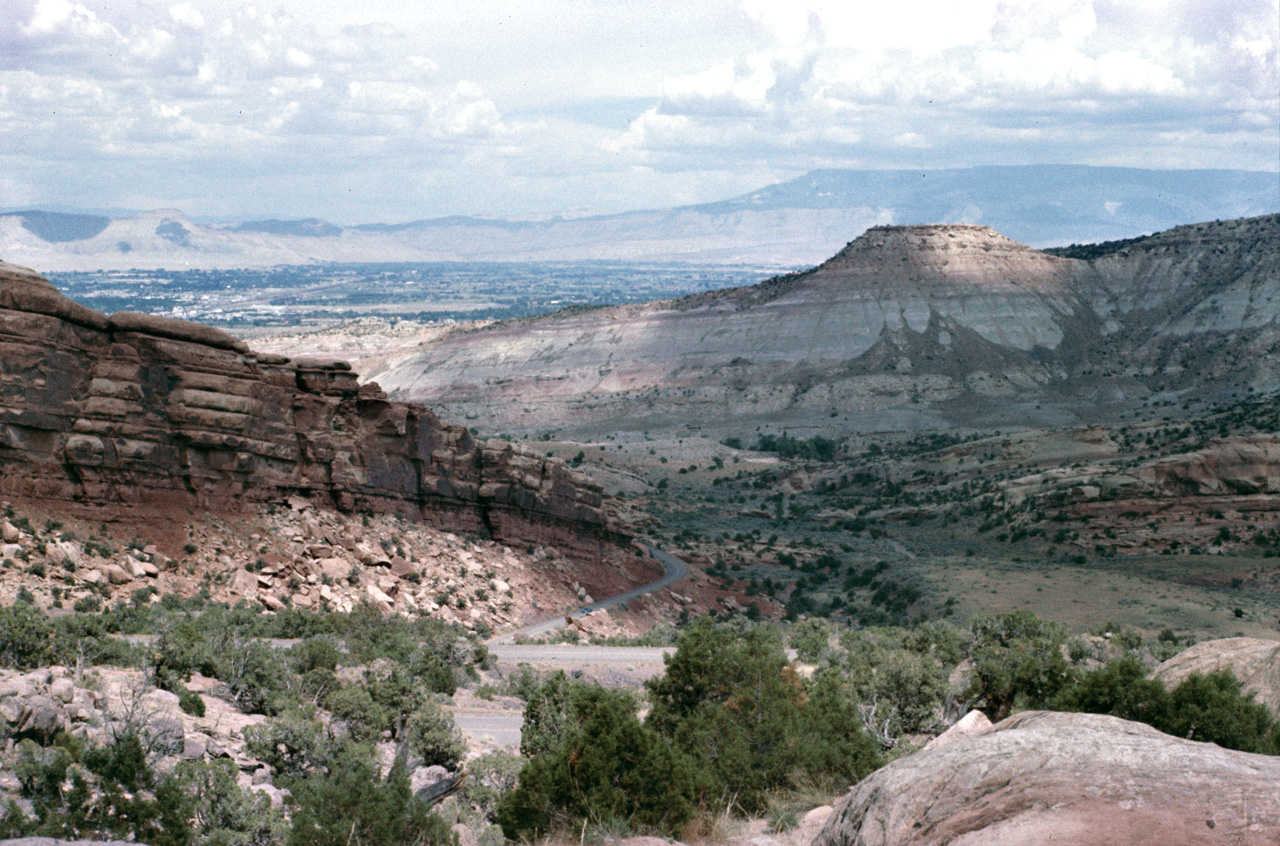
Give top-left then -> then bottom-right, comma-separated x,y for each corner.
49,678 -> 75,704
1,520 -> 19,543
411,765 -> 449,793
796,806 -> 835,844
204,736 -> 230,759
145,715 -> 186,755
182,733 -> 208,760
110,310 -> 250,354
46,541 -> 85,569
17,695 -> 68,739
313,557 -> 350,582
229,567 -> 258,597
1151,637 -> 1280,716
0,696 -> 27,724
451,824 -> 477,846
250,782 -> 287,808
922,708 -> 992,751
98,563 -> 133,585
365,583 -> 394,610
814,711 -> 1280,846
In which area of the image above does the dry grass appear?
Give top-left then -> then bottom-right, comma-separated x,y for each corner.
916,555 -> 1280,639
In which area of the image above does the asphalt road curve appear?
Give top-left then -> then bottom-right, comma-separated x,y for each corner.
485,544 -> 688,645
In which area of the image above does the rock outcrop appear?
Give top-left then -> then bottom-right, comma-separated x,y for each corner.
1152,638 -> 1280,717
360,215 -> 1279,438
998,435 -> 1280,505
815,710 -> 1280,846
1141,436 -> 1280,497
370,223 -> 1098,436
0,262 -> 629,564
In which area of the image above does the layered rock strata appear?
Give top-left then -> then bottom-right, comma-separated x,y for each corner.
365,215 -> 1280,436
0,262 -> 629,563
815,710 -> 1280,846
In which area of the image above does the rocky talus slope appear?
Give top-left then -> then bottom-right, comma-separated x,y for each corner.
0,499 -> 666,632
364,215 -> 1279,437
0,261 -> 630,566
815,710 -> 1280,846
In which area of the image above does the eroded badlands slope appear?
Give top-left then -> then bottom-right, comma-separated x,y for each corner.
369,216 -> 1280,437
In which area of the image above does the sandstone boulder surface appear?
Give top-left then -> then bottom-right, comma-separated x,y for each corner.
1152,637 -> 1280,716
814,710 -> 1280,846
0,261 -> 629,565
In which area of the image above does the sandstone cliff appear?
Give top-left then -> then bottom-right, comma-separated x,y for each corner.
0,261 -> 630,564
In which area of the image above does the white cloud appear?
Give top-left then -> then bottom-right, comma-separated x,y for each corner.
0,0 -> 1273,222
168,4 -> 203,29
285,47 -> 313,69
23,0 -> 91,34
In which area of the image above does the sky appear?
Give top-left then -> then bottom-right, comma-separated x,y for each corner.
1,0 -> 1276,224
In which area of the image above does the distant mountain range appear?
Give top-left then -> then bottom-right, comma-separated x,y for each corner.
2,166 -> 1276,271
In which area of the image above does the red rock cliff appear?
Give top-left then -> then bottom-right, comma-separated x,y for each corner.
0,261 -> 630,562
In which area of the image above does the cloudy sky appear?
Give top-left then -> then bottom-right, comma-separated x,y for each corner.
1,0 -> 1276,223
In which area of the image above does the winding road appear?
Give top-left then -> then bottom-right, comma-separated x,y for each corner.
456,545 -> 689,748
485,544 -> 688,645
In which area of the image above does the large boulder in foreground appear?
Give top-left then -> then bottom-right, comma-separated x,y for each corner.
1152,637 -> 1280,717
814,710 -> 1280,846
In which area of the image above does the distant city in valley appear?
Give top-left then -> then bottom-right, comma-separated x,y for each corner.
45,261 -> 777,330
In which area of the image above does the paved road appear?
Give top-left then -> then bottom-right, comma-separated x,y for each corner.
488,644 -> 673,664
486,544 -> 688,644
451,710 -> 524,749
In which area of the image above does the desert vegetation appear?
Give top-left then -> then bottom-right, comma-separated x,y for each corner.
0,555 -> 1277,845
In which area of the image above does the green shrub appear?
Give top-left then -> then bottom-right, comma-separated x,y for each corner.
965,610 -> 1070,720
403,699 -> 466,770
178,689 -> 206,718
458,751 -> 524,823
1052,656 -> 1167,725
1054,659 -> 1280,755
498,685 -> 701,839
169,758 -> 288,846
325,684 -> 387,743
646,617 -> 879,812
243,711 -> 339,779
519,670 -> 573,760
0,603 -> 52,669
219,640 -> 287,715
790,619 -> 831,663
289,638 -> 341,674
1163,670 -> 1278,753
287,746 -> 455,846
